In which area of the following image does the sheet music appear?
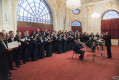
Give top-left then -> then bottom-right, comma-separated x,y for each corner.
20,38 -> 30,42
8,41 -> 19,48
27,39 -> 30,41
18,42 -> 21,46
20,38 -> 25,42
99,39 -> 104,43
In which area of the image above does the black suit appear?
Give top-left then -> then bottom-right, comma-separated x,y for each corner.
14,36 -> 22,65
0,40 -> 8,80
90,35 -> 94,40
4,40 -> 10,76
7,37 -> 16,69
8,37 -> 20,68
104,35 -> 112,58
95,35 -> 100,38
74,42 -> 85,60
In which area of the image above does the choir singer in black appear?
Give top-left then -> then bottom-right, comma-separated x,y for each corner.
0,32 -> 13,80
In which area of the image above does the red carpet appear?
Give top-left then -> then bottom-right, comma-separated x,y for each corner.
11,46 -> 119,80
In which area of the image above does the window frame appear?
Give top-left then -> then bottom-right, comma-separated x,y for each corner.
17,0 -> 53,24
72,20 -> 82,27
72,9 -> 80,14
102,10 -> 119,20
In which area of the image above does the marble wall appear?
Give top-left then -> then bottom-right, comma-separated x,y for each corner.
0,0 -> 119,34
0,0 -> 17,32
69,0 -> 119,34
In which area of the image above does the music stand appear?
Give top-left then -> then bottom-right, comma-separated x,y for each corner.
89,50 -> 100,63
97,43 -> 106,58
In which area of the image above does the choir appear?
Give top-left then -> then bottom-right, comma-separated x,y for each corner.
0,29 -> 111,80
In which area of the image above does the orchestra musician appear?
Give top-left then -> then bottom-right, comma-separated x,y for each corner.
86,37 -> 96,52
74,39 -> 85,61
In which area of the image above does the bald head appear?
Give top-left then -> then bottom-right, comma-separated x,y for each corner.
2,31 -> 6,40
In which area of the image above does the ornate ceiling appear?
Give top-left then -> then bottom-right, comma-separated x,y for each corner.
61,0 -> 106,4
81,0 -> 106,4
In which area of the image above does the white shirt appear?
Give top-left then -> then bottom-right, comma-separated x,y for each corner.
11,37 -> 14,42
1,40 -> 8,49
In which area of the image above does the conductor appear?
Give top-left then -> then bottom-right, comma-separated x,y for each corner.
103,32 -> 112,58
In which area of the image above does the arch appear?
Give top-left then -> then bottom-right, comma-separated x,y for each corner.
101,10 -> 119,39
17,0 -> 53,24
72,20 -> 82,27
71,20 -> 82,32
102,10 -> 119,20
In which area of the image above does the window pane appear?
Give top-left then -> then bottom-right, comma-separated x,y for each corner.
102,10 -> 119,20
72,21 -> 82,27
73,9 -> 80,14
17,0 -> 52,24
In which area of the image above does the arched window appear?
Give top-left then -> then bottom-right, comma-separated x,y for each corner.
102,10 -> 119,20
72,21 -> 82,27
17,0 -> 52,24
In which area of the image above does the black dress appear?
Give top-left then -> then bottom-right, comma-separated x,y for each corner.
45,37 -> 53,57
70,36 -> 74,50
57,37 -> 63,54
14,36 -> 22,65
67,37 -> 71,51
38,38 -> 45,59
52,36 -> 58,53
62,37 -> 67,53
30,39 -> 39,61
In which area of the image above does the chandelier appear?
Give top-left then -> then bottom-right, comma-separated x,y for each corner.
66,0 -> 81,10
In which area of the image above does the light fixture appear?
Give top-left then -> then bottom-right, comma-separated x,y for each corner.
91,3 -> 100,19
66,0 -> 81,10
91,12 -> 100,19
